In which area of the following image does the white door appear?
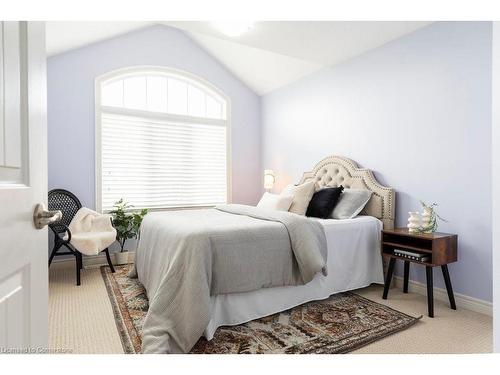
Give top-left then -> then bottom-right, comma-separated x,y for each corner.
0,21 -> 48,351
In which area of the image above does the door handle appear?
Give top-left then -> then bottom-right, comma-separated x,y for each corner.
33,203 -> 62,229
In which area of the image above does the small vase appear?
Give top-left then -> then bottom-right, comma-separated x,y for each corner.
421,207 -> 433,233
407,212 -> 421,233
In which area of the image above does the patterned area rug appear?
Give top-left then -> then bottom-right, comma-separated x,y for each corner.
101,265 -> 420,354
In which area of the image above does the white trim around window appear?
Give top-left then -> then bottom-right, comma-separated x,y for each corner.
95,66 -> 232,212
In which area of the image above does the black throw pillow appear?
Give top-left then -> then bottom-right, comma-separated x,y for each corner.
306,186 -> 344,219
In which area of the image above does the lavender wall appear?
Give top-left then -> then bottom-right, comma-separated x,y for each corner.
492,21 -> 500,351
48,25 -> 262,211
262,22 -> 492,301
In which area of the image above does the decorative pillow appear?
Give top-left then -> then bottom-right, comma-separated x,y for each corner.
257,192 -> 294,211
331,188 -> 372,219
281,180 -> 316,215
306,186 -> 344,219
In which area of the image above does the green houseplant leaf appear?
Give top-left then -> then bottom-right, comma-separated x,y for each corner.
109,199 -> 148,252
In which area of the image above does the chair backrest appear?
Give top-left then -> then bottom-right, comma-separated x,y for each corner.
48,189 -> 82,233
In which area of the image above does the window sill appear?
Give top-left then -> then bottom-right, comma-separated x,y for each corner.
102,204 -> 224,214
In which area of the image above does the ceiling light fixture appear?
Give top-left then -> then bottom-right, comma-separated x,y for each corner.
211,21 -> 255,37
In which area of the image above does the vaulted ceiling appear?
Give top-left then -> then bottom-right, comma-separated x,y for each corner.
46,21 -> 432,95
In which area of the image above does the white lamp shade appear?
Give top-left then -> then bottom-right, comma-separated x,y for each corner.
264,169 -> 275,190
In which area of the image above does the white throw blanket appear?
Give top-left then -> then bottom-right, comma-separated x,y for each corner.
64,207 -> 117,255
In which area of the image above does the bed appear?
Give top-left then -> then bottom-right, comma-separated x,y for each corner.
132,155 -> 395,353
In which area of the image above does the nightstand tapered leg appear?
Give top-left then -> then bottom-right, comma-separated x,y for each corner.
441,265 -> 456,310
426,266 -> 434,318
382,258 -> 396,299
403,261 -> 410,293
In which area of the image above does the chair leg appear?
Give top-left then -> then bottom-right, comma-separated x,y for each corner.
104,248 -> 115,273
48,243 -> 61,266
75,252 -> 82,286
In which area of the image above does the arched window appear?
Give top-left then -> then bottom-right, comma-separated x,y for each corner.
95,66 -> 230,212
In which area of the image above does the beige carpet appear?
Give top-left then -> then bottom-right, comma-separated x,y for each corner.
354,287 -> 492,353
49,262 -> 123,354
49,261 -> 492,354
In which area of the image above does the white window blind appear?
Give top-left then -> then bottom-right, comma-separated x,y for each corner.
96,68 -> 229,212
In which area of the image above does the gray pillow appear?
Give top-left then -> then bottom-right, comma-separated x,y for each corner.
331,188 -> 372,219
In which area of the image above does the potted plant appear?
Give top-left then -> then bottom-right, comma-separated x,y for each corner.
109,199 -> 148,265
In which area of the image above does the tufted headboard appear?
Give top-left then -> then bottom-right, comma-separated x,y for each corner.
299,156 -> 395,229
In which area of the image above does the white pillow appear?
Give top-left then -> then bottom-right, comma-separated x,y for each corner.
281,180 -> 316,215
257,192 -> 294,211
331,188 -> 372,219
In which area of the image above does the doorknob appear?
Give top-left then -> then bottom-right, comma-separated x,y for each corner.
33,203 -> 62,229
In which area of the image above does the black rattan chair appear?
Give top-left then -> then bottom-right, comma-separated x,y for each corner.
48,189 -> 115,285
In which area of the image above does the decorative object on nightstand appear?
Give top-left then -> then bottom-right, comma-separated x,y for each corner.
264,169 -> 275,191
407,211 -> 421,233
381,228 -> 458,318
421,206 -> 432,232
418,201 -> 447,233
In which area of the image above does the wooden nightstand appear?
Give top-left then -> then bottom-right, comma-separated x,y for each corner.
381,228 -> 458,317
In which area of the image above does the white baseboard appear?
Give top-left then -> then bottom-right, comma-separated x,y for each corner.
52,252 -> 136,268
393,276 -> 492,316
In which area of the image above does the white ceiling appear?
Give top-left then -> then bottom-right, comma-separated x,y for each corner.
46,21 -> 432,95
45,21 -> 154,57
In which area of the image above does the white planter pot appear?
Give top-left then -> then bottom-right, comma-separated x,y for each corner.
114,251 -> 129,265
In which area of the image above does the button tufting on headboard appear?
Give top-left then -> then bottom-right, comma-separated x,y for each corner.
298,155 -> 395,229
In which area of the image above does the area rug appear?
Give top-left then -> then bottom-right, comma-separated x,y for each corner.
101,264 -> 420,354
